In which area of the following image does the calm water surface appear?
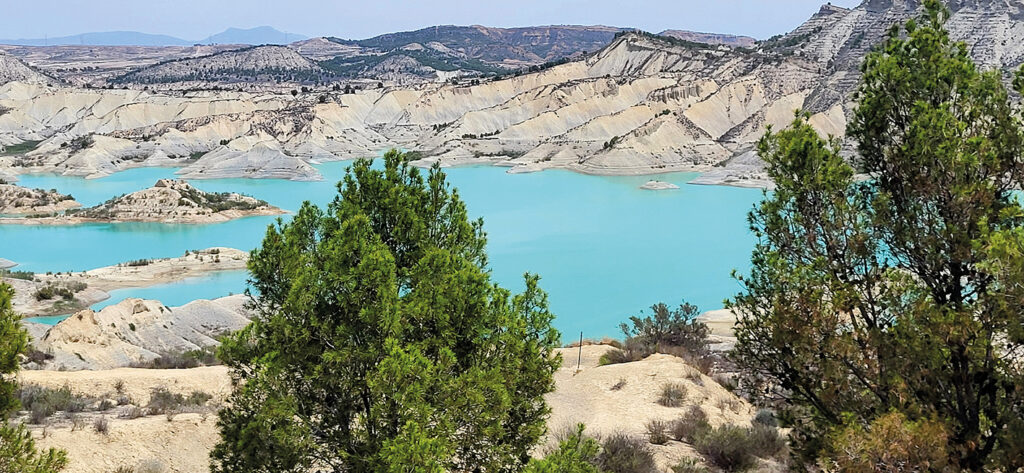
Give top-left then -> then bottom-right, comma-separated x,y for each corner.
3,163 -> 763,339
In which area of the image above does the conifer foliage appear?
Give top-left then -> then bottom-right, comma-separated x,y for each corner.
731,1 -> 1024,470
211,150 -> 561,472
0,283 -> 68,473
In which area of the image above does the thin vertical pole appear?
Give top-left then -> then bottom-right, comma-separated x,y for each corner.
577,331 -> 583,372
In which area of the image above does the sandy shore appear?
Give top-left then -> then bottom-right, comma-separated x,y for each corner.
39,247 -> 247,292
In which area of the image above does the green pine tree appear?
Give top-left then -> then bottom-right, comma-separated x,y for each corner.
0,283 -> 68,473
730,1 -> 1024,470
211,150 -> 562,472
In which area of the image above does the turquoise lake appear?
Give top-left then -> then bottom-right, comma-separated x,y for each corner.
1,163 -> 764,340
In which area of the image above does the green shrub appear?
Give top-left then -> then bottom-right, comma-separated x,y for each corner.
599,348 -> 639,365
597,434 -> 657,473
32,284 -> 76,301
131,346 -> 221,369
94,416 -> 110,435
657,382 -> 687,407
693,425 -> 757,472
186,391 -> 213,406
18,384 -> 92,423
645,420 -> 670,445
671,406 -> 710,442
747,424 -> 785,459
146,387 -> 211,415
525,424 -> 601,473
620,301 -> 709,356
0,269 -> 35,281
613,300 -> 715,373
825,412 -> 948,472
28,404 -> 50,425
753,408 -> 777,428
671,458 -> 709,473
32,286 -> 55,301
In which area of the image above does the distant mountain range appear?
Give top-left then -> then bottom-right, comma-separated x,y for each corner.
330,25 -> 756,65
0,24 -> 756,54
0,26 -> 307,47
199,27 -> 307,46
96,25 -> 759,86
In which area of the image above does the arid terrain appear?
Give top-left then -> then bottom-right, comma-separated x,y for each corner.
3,1 -> 1024,471
2,1 -> 1021,188
18,345 -> 771,473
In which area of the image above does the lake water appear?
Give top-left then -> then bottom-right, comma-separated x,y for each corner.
2,163 -> 764,340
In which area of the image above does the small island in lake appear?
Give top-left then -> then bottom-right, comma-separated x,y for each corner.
0,183 -> 82,215
0,179 -> 284,225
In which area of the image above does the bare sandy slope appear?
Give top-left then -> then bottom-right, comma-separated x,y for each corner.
549,345 -> 756,470
36,414 -> 219,473
19,366 -> 232,407
22,367 -> 230,472
24,346 -> 765,472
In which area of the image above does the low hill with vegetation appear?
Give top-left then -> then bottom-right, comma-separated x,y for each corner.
112,45 -> 328,85
0,184 -> 80,215
65,179 -> 281,223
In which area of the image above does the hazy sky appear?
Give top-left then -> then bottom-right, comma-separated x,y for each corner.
1,0 -> 862,41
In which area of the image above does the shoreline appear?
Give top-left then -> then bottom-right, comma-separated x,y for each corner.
5,248 -> 248,316
0,208 -> 286,226
2,159 -> 770,189
42,247 -> 248,293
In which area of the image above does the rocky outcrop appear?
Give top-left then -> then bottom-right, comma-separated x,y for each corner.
0,183 -> 81,214
687,150 -> 773,188
639,180 -> 680,190
177,139 -> 322,181
33,295 -> 251,370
